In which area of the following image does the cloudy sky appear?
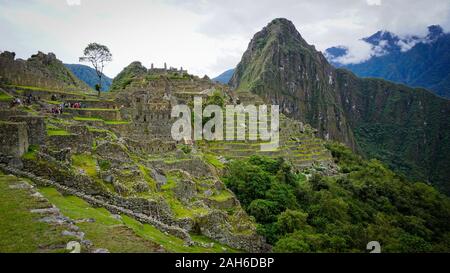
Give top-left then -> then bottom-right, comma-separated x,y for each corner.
1,0 -> 450,78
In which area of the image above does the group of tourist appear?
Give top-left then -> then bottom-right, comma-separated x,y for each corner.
65,101 -> 84,109
51,105 -> 64,115
10,94 -> 36,107
9,97 -> 22,107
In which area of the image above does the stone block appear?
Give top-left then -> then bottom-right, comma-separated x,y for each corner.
9,115 -> 46,145
0,121 -> 29,157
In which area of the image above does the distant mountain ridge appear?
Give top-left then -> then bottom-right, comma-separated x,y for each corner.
325,25 -> 450,98
65,64 -> 112,92
213,68 -> 235,84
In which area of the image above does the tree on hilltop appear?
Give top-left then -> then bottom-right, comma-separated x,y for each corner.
80,43 -> 112,96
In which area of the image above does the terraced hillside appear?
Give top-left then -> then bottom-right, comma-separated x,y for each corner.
0,54 -> 343,252
197,103 -> 334,171
0,65 -> 272,252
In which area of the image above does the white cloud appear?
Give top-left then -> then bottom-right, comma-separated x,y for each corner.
366,0 -> 381,6
333,40 -> 373,64
66,0 -> 81,6
396,38 -> 419,52
0,0 -> 449,77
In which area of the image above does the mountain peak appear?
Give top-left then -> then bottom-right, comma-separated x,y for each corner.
264,18 -> 303,38
427,24 -> 444,40
267,18 -> 296,29
231,18 -> 356,148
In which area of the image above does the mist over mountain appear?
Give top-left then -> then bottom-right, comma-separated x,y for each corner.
325,25 -> 450,99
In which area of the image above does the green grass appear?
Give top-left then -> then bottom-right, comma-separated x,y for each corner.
122,215 -> 238,253
138,164 -> 157,191
71,154 -> 97,177
22,145 -> 39,160
39,187 -> 237,253
73,117 -> 104,122
104,120 -> 131,125
0,175 -> 72,253
161,190 -> 209,219
47,129 -> 72,136
0,90 -> 13,102
39,187 -> 161,253
204,153 -> 225,169
209,190 -> 234,202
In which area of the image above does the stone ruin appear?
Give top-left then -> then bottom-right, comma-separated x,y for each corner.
149,62 -> 187,75
8,115 -> 46,146
0,110 -> 46,158
0,51 -> 89,92
0,121 -> 29,157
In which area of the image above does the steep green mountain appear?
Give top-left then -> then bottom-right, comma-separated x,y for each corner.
0,51 -> 91,92
65,64 -> 112,92
230,18 -> 357,149
230,18 -> 450,194
110,61 -> 148,91
213,68 -> 235,84
325,26 -> 450,99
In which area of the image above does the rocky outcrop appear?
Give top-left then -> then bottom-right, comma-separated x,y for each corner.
0,51 -> 91,92
196,210 -> 269,253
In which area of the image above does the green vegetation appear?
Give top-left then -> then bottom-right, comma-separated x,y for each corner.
110,61 -> 147,91
74,116 -> 103,122
137,164 -> 157,191
204,153 -> 225,169
71,153 -> 97,177
0,89 -> 13,101
47,129 -> 72,136
22,145 -> 39,160
180,145 -> 192,154
223,144 -> 450,252
160,172 -> 209,219
104,120 -> 130,125
46,124 -> 73,136
0,175 -> 73,253
73,116 -> 130,126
